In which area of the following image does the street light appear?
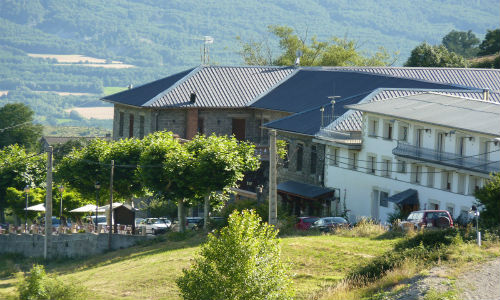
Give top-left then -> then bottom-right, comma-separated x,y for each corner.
58,185 -> 64,225
24,185 -> 30,233
95,181 -> 100,233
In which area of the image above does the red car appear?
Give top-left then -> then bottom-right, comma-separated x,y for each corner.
295,217 -> 320,230
403,210 -> 454,229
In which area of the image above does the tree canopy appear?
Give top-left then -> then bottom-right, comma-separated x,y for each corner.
478,29 -> 500,56
0,103 -> 43,150
474,173 -> 500,227
176,210 -> 294,300
404,43 -> 467,67
238,25 -> 397,67
442,30 -> 480,58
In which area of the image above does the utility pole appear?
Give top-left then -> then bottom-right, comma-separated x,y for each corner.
203,195 -> 210,231
268,130 -> 277,226
44,146 -> 53,260
108,160 -> 114,250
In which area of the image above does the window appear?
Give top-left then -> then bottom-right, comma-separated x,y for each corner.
469,176 -> 481,195
296,144 -> 303,172
330,147 -> 339,166
129,114 -> 134,137
310,145 -> 317,174
367,155 -> 376,174
349,151 -> 358,170
446,205 -> 454,218
139,115 -> 145,138
198,117 -> 204,135
397,160 -> 406,173
118,112 -> 124,137
412,164 -> 422,184
479,139 -> 489,161
456,136 -> 466,156
415,127 -> 424,147
442,172 -> 452,191
427,167 -> 435,187
283,142 -> 290,169
457,173 -> 466,194
368,118 -> 378,137
436,132 -> 445,152
383,122 -> 393,140
398,124 -> 408,142
379,191 -> 389,207
382,159 -> 391,177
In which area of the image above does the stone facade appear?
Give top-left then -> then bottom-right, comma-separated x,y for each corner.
0,233 -> 151,258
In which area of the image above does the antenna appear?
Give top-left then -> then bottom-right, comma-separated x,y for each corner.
328,95 -> 340,121
295,49 -> 303,67
202,36 -> 214,65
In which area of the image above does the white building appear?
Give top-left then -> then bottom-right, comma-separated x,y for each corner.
317,91 -> 500,223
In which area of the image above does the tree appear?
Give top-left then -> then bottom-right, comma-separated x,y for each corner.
474,173 -> 500,227
238,25 -> 397,67
176,210 -> 294,300
0,145 -> 46,223
0,103 -> 43,150
442,30 -> 480,58
404,43 -> 467,67
478,29 -> 500,56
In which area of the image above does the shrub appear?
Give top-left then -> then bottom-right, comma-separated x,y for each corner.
17,264 -> 87,300
338,217 -> 386,238
176,210 -> 294,300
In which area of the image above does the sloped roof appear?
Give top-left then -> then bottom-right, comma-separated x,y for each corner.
102,66 -> 295,108
250,69 -> 462,113
345,92 -> 500,137
277,180 -> 334,199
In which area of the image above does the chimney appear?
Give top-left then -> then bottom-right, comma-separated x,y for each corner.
128,84 -> 133,90
190,92 -> 197,103
483,89 -> 490,101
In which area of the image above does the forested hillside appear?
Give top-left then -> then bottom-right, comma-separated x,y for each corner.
0,0 -> 497,130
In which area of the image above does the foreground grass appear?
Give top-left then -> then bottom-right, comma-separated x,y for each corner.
0,229 -> 497,300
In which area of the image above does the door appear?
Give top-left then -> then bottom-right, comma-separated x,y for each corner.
371,190 -> 379,220
232,118 -> 246,140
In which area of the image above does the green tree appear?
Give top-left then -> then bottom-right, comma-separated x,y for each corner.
0,145 -> 46,223
442,30 -> 480,58
474,173 -> 500,227
404,43 -> 468,67
0,103 -> 43,150
52,139 -> 87,166
478,29 -> 500,56
239,25 -> 397,67
5,187 -> 45,222
176,210 -> 294,300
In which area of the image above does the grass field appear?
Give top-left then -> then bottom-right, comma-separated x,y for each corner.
0,229 -> 497,300
65,107 -> 114,120
104,86 -> 128,96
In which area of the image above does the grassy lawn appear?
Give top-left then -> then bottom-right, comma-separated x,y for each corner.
103,86 -> 127,96
0,233 -> 399,300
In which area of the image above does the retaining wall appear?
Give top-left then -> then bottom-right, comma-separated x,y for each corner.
0,233 -> 151,259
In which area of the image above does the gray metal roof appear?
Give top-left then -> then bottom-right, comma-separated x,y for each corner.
345,92 -> 500,137
145,66 -> 295,108
311,67 -> 500,92
323,89 -> 500,133
277,180 -> 334,199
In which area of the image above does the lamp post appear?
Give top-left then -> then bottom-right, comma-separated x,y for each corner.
24,185 -> 30,233
95,181 -> 100,233
58,185 -> 64,226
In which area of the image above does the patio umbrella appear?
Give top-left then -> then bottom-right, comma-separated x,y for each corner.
24,203 -> 46,212
99,203 -> 123,211
69,204 -> 105,213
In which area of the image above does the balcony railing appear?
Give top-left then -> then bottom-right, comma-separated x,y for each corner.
392,142 -> 499,174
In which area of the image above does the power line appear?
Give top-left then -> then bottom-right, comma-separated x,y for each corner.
0,121 -> 31,132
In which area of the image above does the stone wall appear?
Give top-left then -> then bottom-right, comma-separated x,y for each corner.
0,233 -> 151,259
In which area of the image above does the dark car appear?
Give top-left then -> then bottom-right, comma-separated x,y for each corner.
295,217 -> 319,230
311,217 -> 349,232
401,210 -> 453,229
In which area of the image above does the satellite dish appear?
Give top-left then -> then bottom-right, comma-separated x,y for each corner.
204,36 -> 214,44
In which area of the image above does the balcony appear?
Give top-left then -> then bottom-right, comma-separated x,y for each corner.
393,142 -> 499,174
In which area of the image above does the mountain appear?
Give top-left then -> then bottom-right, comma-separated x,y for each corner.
0,0 -> 497,129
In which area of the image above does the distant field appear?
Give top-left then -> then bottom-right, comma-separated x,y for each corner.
65,107 -> 114,120
104,86 -> 128,95
28,54 -> 135,68
34,90 -> 96,96
43,125 -> 112,136
54,63 -> 135,69
0,90 -> 8,96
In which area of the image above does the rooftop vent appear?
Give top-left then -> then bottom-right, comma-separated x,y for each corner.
190,92 -> 197,103
483,89 -> 490,101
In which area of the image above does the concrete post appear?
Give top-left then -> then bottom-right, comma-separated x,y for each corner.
108,160 -> 114,250
269,130 -> 277,226
44,146 -> 53,259
203,195 -> 210,231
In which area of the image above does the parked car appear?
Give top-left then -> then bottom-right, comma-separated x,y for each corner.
140,218 -> 169,235
158,217 -> 172,228
51,216 -> 72,228
89,215 -> 107,226
295,217 -> 319,230
401,210 -> 453,229
311,217 -> 349,232
186,217 -> 204,230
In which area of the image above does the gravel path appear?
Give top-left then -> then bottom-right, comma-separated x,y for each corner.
393,258 -> 500,300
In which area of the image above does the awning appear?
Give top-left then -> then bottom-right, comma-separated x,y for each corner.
388,189 -> 419,206
69,204 -> 105,213
24,203 -> 46,212
277,180 -> 334,200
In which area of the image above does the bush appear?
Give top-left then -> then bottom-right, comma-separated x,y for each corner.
17,264 -> 87,300
176,210 -> 294,300
338,218 -> 386,238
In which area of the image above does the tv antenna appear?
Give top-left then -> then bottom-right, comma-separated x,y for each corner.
200,36 -> 214,65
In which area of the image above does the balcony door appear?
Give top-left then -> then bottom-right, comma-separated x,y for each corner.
232,118 -> 246,141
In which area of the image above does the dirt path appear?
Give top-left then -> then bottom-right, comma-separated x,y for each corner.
394,258 -> 500,300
